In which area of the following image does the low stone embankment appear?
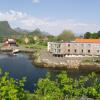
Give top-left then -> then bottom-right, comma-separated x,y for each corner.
79,63 -> 100,72
34,50 -> 100,72
0,47 -> 34,53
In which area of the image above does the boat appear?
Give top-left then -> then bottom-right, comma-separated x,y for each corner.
12,49 -> 20,54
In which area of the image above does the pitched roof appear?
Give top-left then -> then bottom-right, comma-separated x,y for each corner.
75,38 -> 100,43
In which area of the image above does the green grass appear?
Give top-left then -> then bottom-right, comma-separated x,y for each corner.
22,44 -> 47,50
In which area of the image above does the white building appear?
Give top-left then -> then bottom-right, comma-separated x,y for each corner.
48,39 -> 100,56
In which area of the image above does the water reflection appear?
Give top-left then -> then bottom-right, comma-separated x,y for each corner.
0,53 -> 48,92
0,53 -> 99,92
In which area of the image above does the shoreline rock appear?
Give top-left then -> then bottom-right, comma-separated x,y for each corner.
34,59 -> 100,72
33,49 -> 100,72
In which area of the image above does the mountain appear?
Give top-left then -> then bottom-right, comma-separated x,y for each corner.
0,21 -> 50,36
30,28 -> 43,36
42,31 -> 50,36
14,27 -> 30,34
0,21 -> 17,35
30,28 -> 50,36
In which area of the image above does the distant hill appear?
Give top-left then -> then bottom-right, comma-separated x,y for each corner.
0,21 -> 50,37
0,21 -> 17,35
14,27 -> 30,34
30,28 -> 50,36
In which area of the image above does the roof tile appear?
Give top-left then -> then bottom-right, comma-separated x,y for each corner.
75,38 -> 100,43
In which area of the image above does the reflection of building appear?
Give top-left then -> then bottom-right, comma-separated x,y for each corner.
48,39 -> 100,56
3,39 -> 17,47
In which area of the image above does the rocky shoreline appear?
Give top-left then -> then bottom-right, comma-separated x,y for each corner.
2,47 -> 99,72
34,59 -> 100,72
0,47 -> 34,53
33,49 -> 100,72
1,46 -> 100,72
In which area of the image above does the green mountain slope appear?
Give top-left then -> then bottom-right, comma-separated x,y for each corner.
0,21 -> 17,35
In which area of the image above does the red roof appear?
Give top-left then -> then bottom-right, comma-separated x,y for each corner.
75,38 -> 100,43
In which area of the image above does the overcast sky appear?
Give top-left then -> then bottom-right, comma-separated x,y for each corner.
0,0 -> 100,35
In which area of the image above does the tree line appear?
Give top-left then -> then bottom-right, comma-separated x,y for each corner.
84,31 -> 100,39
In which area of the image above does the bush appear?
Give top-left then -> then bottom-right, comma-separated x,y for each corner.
0,69 -> 28,99
0,69 -> 100,100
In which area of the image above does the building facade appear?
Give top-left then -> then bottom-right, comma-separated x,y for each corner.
3,39 -> 18,48
48,39 -> 100,56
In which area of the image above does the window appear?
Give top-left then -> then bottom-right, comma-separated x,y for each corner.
57,44 -> 60,48
68,44 -> 70,47
74,49 -> 77,53
87,44 -> 91,47
68,49 -> 70,52
58,44 -> 60,48
75,43 -> 77,46
58,49 -> 61,53
88,50 -> 90,53
81,44 -> 84,46
97,50 -> 99,53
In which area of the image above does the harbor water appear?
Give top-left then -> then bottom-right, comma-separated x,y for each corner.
0,53 -> 99,92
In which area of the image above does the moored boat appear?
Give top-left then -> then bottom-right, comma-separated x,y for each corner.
12,49 -> 20,54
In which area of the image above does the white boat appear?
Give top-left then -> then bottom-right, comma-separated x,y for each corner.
12,49 -> 20,54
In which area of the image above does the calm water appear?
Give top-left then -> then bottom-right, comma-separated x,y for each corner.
0,53 -> 99,92
0,53 -> 50,92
